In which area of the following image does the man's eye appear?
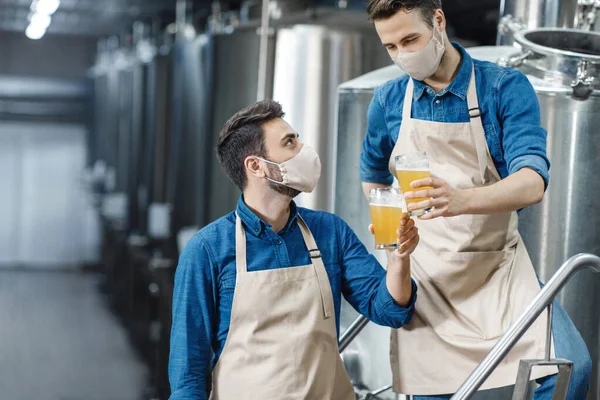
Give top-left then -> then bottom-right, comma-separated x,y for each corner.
286,139 -> 294,145
405,37 -> 417,44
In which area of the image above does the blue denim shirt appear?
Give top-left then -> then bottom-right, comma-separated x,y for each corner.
360,42 -> 550,189
168,196 -> 417,399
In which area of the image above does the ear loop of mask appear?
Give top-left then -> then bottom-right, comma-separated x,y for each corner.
257,157 -> 285,185
433,19 -> 444,47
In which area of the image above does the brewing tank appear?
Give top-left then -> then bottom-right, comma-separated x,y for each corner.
206,9 -> 393,224
497,0 -> 599,44
335,36 -> 600,398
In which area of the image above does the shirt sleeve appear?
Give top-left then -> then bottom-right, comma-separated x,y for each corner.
497,69 -> 551,189
336,216 -> 416,329
168,235 -> 215,400
359,87 -> 396,185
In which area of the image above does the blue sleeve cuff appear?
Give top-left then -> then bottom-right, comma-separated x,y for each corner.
169,389 -> 208,400
508,154 -> 550,190
374,278 -> 417,328
359,163 -> 395,185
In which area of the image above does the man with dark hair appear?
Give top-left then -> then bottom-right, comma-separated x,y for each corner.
168,99 -> 419,400
361,1 -> 592,400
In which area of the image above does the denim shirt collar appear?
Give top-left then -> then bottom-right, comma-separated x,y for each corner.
236,195 -> 299,237
412,42 -> 472,102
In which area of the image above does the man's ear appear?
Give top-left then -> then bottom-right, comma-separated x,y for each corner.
244,156 -> 266,178
434,9 -> 446,32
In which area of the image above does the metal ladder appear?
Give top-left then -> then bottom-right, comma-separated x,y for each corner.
339,253 -> 600,400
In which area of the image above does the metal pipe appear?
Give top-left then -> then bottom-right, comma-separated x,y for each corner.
451,253 -> 600,400
339,315 -> 370,353
256,0 -> 270,101
545,302 -> 553,361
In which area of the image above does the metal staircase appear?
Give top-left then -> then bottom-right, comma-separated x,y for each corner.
339,253 -> 600,400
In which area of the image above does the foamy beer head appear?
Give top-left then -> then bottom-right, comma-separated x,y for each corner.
369,188 -> 405,250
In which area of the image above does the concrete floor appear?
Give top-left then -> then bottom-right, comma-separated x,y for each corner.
0,269 -> 148,400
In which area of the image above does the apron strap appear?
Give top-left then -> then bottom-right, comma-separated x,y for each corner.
466,65 -> 494,184
235,214 -> 248,277
297,215 -> 335,319
402,77 -> 415,120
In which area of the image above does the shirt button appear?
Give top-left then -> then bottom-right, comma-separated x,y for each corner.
254,227 -> 259,232
435,99 -> 441,104
276,240 -> 282,245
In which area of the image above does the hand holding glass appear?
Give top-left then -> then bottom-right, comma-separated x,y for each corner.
369,188 -> 406,250
395,151 -> 432,217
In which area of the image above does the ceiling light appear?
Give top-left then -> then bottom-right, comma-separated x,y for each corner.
25,23 -> 46,40
31,0 -> 60,15
29,12 -> 51,29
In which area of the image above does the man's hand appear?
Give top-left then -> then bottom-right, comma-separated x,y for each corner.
403,176 -> 470,219
369,212 -> 417,307
368,213 -> 419,259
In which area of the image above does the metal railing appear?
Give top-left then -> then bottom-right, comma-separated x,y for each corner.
451,253 -> 600,400
339,315 -> 370,353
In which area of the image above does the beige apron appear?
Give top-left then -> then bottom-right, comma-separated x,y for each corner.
210,214 -> 355,400
388,67 -> 556,395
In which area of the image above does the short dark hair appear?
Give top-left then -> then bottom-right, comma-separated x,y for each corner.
367,0 -> 442,24
216,99 -> 285,190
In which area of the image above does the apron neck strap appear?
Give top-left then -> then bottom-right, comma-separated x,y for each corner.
466,65 -> 481,119
235,213 -> 248,275
401,77 -> 415,119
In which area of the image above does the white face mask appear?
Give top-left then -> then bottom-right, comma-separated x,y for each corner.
258,144 -> 322,193
394,20 -> 445,81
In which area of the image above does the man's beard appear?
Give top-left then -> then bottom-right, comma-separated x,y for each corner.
266,164 -> 301,198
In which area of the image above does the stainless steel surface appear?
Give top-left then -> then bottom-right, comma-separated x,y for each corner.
512,29 -> 600,91
511,359 -> 573,400
207,27 -> 260,223
451,254 -> 600,400
497,0 -> 581,44
339,315 -> 370,353
274,22 -> 391,212
256,0 -> 272,101
168,33 -> 214,231
575,0 -> 600,30
545,303 -> 553,361
501,30 -> 600,399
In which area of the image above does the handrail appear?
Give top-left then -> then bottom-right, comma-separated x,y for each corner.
339,315 -> 370,353
451,253 -> 600,400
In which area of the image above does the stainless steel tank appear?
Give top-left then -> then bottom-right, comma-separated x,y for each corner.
497,0 -> 599,44
507,29 -> 600,400
206,8 -> 393,223
335,35 -> 600,398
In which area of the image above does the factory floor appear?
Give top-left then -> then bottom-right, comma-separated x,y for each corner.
0,268 -> 149,400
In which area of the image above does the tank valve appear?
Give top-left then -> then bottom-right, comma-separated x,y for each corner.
576,0 -> 600,31
571,60 -> 595,100
497,50 -> 533,68
497,15 -> 527,38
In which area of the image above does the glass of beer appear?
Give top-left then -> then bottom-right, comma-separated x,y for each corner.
369,188 -> 405,250
395,151 -> 432,217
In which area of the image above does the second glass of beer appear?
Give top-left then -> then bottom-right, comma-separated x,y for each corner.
369,188 -> 405,250
395,151 -> 432,217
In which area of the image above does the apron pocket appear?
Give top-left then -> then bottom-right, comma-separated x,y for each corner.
426,249 -> 513,340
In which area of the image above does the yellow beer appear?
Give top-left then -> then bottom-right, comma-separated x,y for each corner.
370,204 -> 403,249
396,169 -> 432,204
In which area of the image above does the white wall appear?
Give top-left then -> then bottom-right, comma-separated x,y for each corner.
0,122 -> 100,268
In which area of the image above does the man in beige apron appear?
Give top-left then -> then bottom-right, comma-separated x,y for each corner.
361,1 -> 592,399
169,99 -> 420,399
